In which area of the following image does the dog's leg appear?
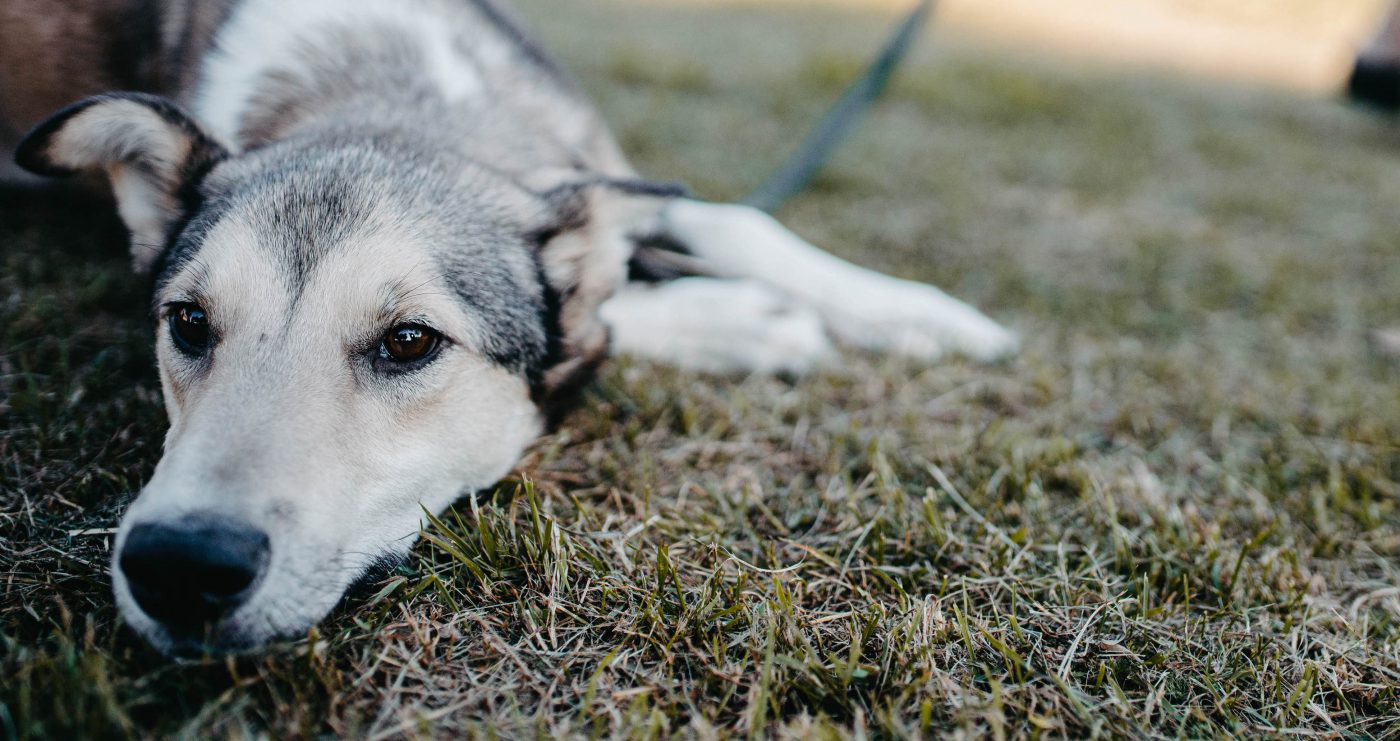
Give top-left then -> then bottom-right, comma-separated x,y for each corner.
600,277 -> 833,375
655,200 -> 1018,362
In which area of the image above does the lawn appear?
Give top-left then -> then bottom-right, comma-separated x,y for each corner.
3,0 -> 1400,737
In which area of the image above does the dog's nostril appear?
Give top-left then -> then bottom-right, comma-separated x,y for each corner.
118,518 -> 270,633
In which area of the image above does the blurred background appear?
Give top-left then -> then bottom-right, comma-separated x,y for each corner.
536,0 -> 1396,93
784,0 -> 1391,93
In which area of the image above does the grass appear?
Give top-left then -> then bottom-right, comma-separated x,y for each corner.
4,0 -> 1400,737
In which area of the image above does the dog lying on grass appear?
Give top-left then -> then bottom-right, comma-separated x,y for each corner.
2,0 -> 1015,655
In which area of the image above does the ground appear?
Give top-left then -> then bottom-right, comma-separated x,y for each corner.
3,0 -> 1400,738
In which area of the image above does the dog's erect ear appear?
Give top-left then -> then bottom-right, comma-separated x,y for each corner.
525,174 -> 687,413
15,93 -> 228,273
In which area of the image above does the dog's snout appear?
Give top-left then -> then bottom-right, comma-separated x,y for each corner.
119,518 -> 270,632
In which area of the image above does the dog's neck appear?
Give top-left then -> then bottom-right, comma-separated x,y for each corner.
189,0 -> 599,180
193,0 -> 481,146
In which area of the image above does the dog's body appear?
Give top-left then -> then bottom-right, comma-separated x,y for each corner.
3,0 -> 1015,654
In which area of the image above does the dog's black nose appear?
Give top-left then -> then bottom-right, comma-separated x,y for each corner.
118,519 -> 270,632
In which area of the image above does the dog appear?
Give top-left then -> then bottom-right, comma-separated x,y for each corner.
2,0 -> 1016,655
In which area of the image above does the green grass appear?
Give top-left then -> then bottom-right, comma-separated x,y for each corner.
4,1 -> 1400,737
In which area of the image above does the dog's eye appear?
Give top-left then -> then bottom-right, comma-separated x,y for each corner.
379,325 -> 442,365
169,304 -> 211,355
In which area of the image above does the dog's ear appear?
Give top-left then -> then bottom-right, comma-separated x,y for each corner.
15,93 -> 228,273
526,174 -> 687,413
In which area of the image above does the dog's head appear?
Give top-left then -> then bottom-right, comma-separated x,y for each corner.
17,93 -> 678,654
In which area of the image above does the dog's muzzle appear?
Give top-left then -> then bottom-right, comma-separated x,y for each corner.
117,516 -> 270,638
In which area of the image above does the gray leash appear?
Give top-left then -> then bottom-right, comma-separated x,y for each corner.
743,0 -> 938,213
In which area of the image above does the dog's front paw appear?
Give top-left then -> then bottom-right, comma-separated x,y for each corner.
655,200 -> 1017,364
958,321 -> 1020,363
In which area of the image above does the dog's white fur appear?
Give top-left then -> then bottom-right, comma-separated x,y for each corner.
603,279 -> 834,375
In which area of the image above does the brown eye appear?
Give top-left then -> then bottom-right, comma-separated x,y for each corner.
169,304 -> 211,355
379,324 -> 441,365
